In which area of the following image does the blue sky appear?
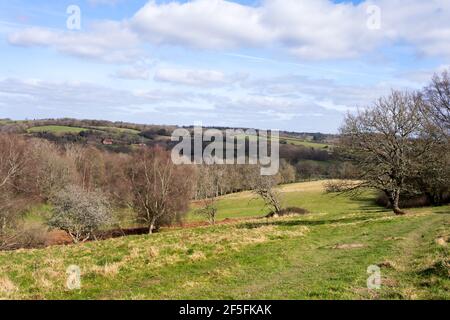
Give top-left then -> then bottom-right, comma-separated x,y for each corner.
0,0 -> 449,133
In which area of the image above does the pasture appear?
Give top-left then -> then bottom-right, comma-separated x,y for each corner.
0,181 -> 448,300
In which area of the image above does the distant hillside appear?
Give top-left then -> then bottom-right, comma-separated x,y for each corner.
0,118 -> 346,180
0,118 -> 337,147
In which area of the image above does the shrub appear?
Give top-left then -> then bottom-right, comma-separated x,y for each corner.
266,207 -> 309,218
15,225 -> 48,249
48,185 -> 112,243
373,192 -> 449,209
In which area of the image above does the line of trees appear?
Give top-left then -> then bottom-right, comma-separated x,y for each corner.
0,133 -> 299,247
0,136 -> 196,246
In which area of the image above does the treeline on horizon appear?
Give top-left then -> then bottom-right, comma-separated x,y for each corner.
0,117 -> 345,181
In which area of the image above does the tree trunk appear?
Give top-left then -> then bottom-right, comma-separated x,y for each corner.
148,217 -> 157,234
210,209 -> 216,225
390,190 -> 406,215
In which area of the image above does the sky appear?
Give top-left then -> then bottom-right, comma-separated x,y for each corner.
0,0 -> 449,133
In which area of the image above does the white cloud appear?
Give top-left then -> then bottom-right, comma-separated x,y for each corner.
378,0 -> 450,59
130,0 -> 450,60
6,0 -> 450,62
0,78 -> 203,117
8,21 -> 141,63
242,74 -> 398,111
132,0 -> 268,49
154,68 -> 247,87
130,0 -> 378,59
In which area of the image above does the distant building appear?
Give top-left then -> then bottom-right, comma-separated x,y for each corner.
102,139 -> 113,145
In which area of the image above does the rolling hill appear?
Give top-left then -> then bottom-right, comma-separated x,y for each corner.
1,181 -> 448,300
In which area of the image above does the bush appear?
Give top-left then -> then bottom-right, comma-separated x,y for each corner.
48,185 -> 112,243
266,207 -> 309,218
375,192 -> 432,209
15,225 -> 48,249
324,181 -> 344,193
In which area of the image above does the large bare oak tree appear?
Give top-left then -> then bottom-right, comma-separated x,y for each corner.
339,91 -> 434,215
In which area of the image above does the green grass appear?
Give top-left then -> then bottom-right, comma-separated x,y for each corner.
27,125 -> 141,136
234,133 -> 330,149
280,136 -> 330,149
27,126 -> 87,135
188,181 -> 356,221
22,204 -> 52,226
91,126 -> 141,135
0,181 -> 448,300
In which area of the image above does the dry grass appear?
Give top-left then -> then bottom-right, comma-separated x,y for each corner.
0,180 -> 447,300
435,236 -> 448,247
221,180 -> 329,201
0,215 -> 312,299
278,180 -> 328,193
189,251 -> 206,261
91,263 -> 122,277
0,277 -> 18,296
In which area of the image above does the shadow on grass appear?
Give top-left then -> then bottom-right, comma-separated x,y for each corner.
238,214 -> 382,229
351,195 -> 391,214
433,205 -> 450,215
417,258 -> 450,279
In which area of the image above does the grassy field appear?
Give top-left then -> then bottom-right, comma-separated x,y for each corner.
0,181 -> 448,300
91,126 -> 141,135
26,125 -> 141,139
234,133 -> 330,150
27,125 -> 88,134
280,136 -> 330,149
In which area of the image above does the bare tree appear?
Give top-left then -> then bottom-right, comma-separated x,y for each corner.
195,164 -> 221,225
31,139 -> 76,200
127,147 -> 192,234
339,90 -> 434,215
425,70 -> 450,131
0,135 -> 30,248
418,70 -> 450,204
0,134 -> 27,189
249,167 -> 283,215
66,145 -> 106,192
278,159 -> 297,184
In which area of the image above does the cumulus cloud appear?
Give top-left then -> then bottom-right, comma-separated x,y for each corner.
130,0 -> 450,60
154,68 -> 247,87
0,77 -> 206,119
378,0 -> 450,59
8,21 -> 141,63
6,0 -> 450,62
129,0 -> 378,59
241,74 -> 401,112
132,0 -> 268,49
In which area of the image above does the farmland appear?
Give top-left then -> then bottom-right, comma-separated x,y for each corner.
235,133 -> 330,150
1,181 -> 448,300
27,125 -> 141,135
27,125 -> 88,135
